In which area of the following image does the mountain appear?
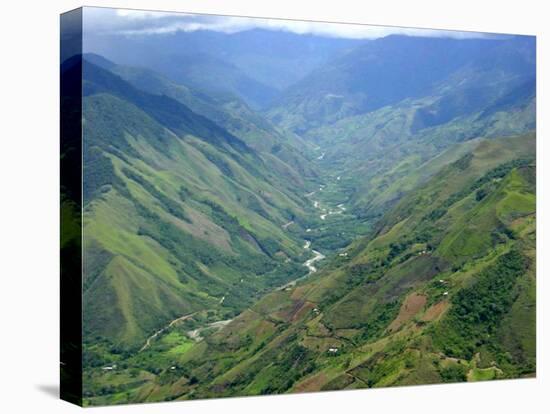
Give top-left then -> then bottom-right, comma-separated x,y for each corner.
120,133 -> 534,402
274,36 -> 537,223
147,52 -> 279,110
84,53 -> 318,180
78,59 -> 322,353
211,29 -> 364,90
304,77 -> 535,221
268,35 -> 535,133
83,44 -> 278,109
84,29 -> 362,107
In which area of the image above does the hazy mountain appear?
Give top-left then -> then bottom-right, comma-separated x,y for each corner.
268,35 -> 535,132
84,28 -> 363,107
84,53 -> 318,180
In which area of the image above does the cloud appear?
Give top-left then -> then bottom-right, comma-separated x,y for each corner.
83,7 -> 498,40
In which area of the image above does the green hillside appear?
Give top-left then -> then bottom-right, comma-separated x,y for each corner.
80,61 -> 322,357
300,80 -> 534,222
82,134 -> 535,404
174,135 -> 535,398
84,54 -> 318,181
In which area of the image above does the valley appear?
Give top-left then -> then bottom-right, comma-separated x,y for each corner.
124,147 -> 355,364
71,13 -> 536,406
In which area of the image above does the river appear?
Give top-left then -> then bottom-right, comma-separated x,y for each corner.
140,175 -> 344,350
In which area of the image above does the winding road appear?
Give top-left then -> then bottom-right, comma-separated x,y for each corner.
140,312 -> 198,352
187,319 -> 233,342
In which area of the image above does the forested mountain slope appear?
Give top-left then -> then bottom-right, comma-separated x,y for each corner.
306,80 -> 535,220
79,59 -> 319,352
84,53 -> 318,180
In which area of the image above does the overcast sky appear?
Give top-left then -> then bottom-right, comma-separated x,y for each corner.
83,7 -> 498,39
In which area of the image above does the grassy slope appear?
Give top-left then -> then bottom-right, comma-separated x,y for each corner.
304,92 -> 535,222
100,57 -> 319,182
81,62 -> 319,361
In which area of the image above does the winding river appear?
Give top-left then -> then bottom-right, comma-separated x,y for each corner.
140,174 -> 350,350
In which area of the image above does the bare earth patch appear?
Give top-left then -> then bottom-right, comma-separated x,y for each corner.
387,293 -> 427,332
169,208 -> 233,253
293,372 -> 328,393
292,301 -> 316,322
291,285 -> 311,300
274,300 -> 315,322
421,301 -> 450,322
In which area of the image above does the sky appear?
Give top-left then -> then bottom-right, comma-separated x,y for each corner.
83,7 -> 497,39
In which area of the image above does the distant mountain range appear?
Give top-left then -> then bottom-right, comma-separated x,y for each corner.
268,35 -> 535,132
85,29 -> 362,107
